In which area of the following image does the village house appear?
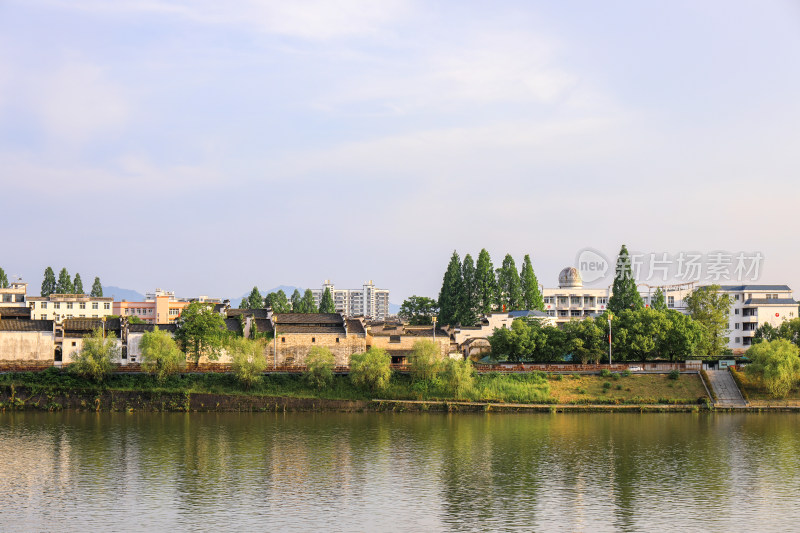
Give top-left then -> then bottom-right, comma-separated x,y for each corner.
0,319 -> 55,366
366,322 -> 452,364
271,313 -> 366,366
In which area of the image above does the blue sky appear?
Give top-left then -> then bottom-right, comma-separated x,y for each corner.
2,1 -> 799,302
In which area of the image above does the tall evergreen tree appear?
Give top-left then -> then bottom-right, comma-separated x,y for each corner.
301,289 -> 319,313
41,267 -> 56,297
73,273 -> 84,294
475,249 -> 497,315
497,254 -> 523,311
239,297 -> 248,309
55,268 -> 73,294
290,289 -> 303,312
266,290 -> 291,313
459,254 -> 479,326
319,287 -> 336,313
247,286 -> 263,309
438,251 -> 463,326
90,276 -> 103,297
651,287 -> 667,311
519,254 -> 545,310
608,244 -> 644,314
0,267 -> 8,288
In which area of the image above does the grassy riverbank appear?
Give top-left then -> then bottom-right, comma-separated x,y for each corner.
0,368 -> 709,410
731,368 -> 800,407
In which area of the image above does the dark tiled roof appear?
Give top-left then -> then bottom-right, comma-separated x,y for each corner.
275,325 -> 346,335
224,318 -> 243,332
743,298 -> 798,306
128,323 -> 178,333
252,318 -> 274,334
717,285 -> 792,291
63,318 -> 121,332
275,313 -> 342,325
0,319 -> 53,332
346,319 -> 366,335
0,307 -> 31,318
227,308 -> 270,319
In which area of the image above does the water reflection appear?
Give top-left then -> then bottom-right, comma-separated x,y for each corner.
1,412 -> 800,531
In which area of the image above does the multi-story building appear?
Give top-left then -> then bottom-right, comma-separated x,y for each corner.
28,294 -> 114,323
0,281 -> 29,308
113,289 -> 190,324
311,280 -> 390,320
721,285 -> 797,353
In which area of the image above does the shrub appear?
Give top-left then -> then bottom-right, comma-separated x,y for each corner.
621,369 -> 631,377
140,327 -> 186,383
615,384 -> 623,390
350,348 -> 392,392
745,339 -> 800,398
603,381 -> 612,390
408,340 -> 442,382
599,369 -> 611,377
612,373 -> 620,381
304,346 -> 335,389
668,370 -> 680,380
228,337 -> 267,389
70,328 -> 120,383
443,358 -> 475,399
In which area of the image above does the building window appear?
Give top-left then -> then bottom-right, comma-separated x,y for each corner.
735,323 -> 740,330
735,337 -> 740,343
79,314 -> 85,318
92,302 -> 98,310
42,302 -> 48,309
281,337 -> 285,343
734,309 -> 739,315
79,302 -> 86,309
66,303 -> 73,309
54,303 -> 60,309
104,303 -> 110,310
312,337 -> 316,343
336,338 -> 340,343
72,341 -> 77,347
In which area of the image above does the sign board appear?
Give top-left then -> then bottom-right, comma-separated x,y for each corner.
719,360 -> 736,369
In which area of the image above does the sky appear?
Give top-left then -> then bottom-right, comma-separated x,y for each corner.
2,0 -> 799,303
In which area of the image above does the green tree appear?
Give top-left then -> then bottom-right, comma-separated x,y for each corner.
408,340 -> 442,382
90,276 -> 103,297
745,339 -> 800,398
497,254 -> 523,311
70,328 -> 119,382
228,337 -> 267,389
41,267 -> 56,297
519,254 -> 544,311
684,284 -> 732,356
659,310 -> 705,361
73,273 -> 84,295
475,249 -> 497,315
608,245 -> 644,314
174,302 -> 226,363
266,290 -> 291,313
300,289 -> 319,313
140,327 -> 186,382
0,267 -> 8,288
319,287 -> 336,313
290,289 -> 303,312
651,287 -> 667,311
56,267 -> 74,294
398,296 -> 439,325
443,358 -> 475,399
349,348 -> 392,392
488,318 -> 539,362
459,254 -> 479,326
562,317 -> 606,364
304,346 -> 336,389
438,251 -> 463,326
247,286 -> 264,309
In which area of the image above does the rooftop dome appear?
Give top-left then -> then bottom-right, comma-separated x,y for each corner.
558,267 -> 583,289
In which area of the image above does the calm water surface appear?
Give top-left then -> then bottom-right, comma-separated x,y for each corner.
1,411 -> 799,532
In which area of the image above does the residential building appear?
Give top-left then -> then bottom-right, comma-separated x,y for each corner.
448,310 -> 555,360
721,285 -> 797,353
367,322 -> 452,364
310,280 -> 390,320
113,289 -> 190,324
28,294 -> 114,323
0,319 -> 55,366
0,281 -> 28,308
272,313 -> 366,366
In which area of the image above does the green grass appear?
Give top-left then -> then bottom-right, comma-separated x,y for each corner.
0,368 -> 708,406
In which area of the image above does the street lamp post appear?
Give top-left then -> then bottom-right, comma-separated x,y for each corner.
273,315 -> 277,371
607,313 -> 613,367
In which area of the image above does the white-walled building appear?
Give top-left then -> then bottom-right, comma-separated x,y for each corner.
721,285 -> 797,353
0,281 -> 29,308
311,280 -> 390,320
28,294 -> 114,323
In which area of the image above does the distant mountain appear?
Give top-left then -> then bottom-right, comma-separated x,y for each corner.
389,302 -> 401,315
103,286 -> 145,302
235,285 -> 302,308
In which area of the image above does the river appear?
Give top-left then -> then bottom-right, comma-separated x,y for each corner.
1,411 -> 799,531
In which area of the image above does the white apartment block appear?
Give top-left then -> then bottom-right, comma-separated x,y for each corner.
723,285 -> 797,353
0,281 -> 28,308
311,280 -> 390,320
28,294 -> 114,323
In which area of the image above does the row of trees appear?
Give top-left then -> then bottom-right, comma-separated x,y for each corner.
41,267 -> 103,297
754,317 -> 800,349
438,249 -> 544,326
240,286 -> 336,314
489,307 -> 709,363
